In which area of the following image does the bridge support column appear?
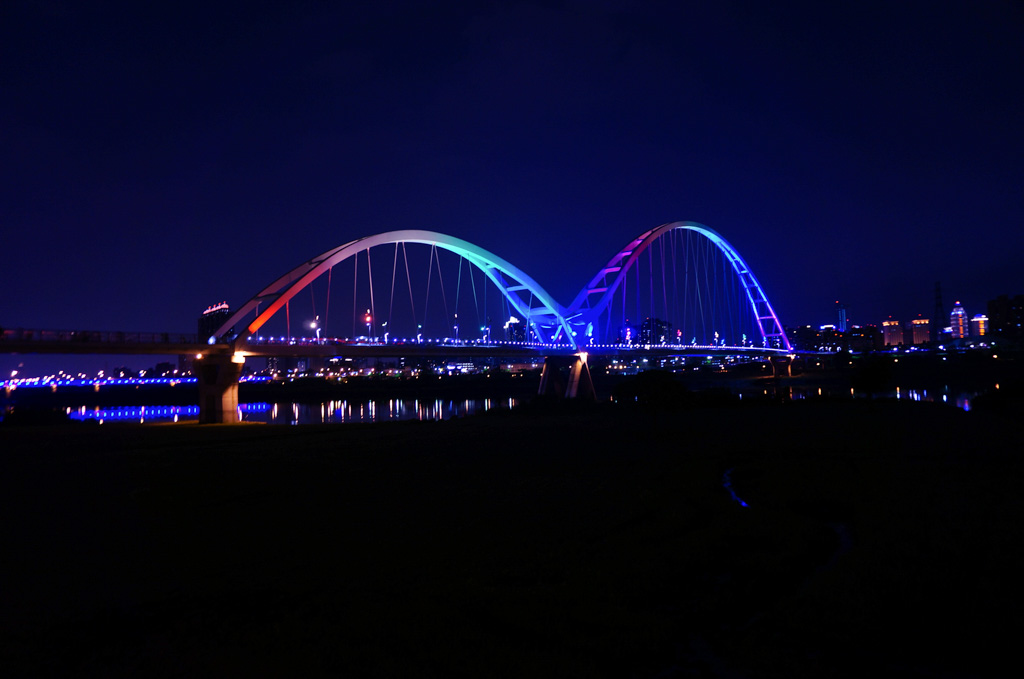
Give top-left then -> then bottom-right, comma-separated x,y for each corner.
566,352 -> 595,400
195,353 -> 245,424
538,354 -> 596,400
768,356 -> 793,379
538,358 -> 564,398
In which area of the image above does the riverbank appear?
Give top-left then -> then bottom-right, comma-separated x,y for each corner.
0,372 -> 545,411
1,399 -> 1021,677
4,351 -> 1020,414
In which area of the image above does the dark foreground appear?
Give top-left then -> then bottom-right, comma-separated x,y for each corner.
1,400 -> 1021,677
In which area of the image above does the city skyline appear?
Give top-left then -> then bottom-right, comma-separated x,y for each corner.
3,2 -> 1022,374
3,290 -> 1011,381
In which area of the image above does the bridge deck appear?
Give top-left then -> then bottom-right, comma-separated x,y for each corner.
2,329 -> 789,360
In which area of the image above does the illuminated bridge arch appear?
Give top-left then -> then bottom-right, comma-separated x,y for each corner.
567,221 -> 791,350
213,230 -> 577,348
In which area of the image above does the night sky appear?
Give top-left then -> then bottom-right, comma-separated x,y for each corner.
2,1 -> 1022,372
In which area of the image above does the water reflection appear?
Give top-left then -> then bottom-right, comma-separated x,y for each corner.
241,397 -> 518,424
50,385 -> 986,424
67,403 -> 262,423
61,398 -> 520,424
740,384 -> 980,412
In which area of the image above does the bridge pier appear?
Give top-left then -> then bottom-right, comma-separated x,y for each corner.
538,353 -> 596,400
768,355 -> 793,378
195,352 -> 245,423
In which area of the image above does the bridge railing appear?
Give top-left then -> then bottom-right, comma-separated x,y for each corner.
238,334 -> 787,354
242,335 -> 574,348
1,328 -> 199,345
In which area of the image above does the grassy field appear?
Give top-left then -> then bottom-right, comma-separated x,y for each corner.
1,399 -> 1021,677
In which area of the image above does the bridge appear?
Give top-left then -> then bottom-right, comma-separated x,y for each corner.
3,221 -> 792,421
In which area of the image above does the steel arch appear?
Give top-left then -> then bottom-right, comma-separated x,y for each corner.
212,230 -> 577,348
567,221 -> 791,350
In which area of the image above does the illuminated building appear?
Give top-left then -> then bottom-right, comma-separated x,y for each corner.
835,301 -> 847,332
266,356 -> 299,374
199,301 -> 231,342
503,315 -> 526,342
817,325 -> 844,352
789,325 -> 818,351
640,317 -> 672,344
788,324 -> 863,352
950,303 -> 967,339
882,320 -> 902,347
970,314 -> 988,337
908,318 -> 930,345
848,324 -> 881,353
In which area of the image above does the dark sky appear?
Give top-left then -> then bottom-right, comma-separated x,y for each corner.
2,1 -> 1022,372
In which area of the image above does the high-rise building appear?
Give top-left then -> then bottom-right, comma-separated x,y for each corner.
807,325 -> 846,352
835,301 -> 848,333
882,320 -> 902,347
788,326 -> 817,351
848,324 -> 881,353
503,315 -> 526,342
987,294 -> 1024,340
198,302 -> 232,342
970,314 -> 989,337
950,303 -> 968,339
640,317 -> 672,344
908,318 -> 930,345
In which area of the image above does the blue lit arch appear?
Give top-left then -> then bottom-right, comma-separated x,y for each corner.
566,221 -> 791,350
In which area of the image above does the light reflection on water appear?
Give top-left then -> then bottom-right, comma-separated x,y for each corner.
65,404 -> 200,424
62,398 -> 519,424
46,386 -> 990,423
737,385 -> 981,412
246,397 -> 518,425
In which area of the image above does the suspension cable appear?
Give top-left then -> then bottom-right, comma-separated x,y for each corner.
527,291 -> 533,341
325,266 -> 332,339
455,255 -> 463,338
648,242 -> 654,325
423,245 -> 434,335
630,250 -> 638,333
435,247 -> 449,337
310,279 -> 316,321
621,257 -> 628,338
366,249 -> 375,337
388,243 -> 398,332
684,230 -> 691,342
671,229 -> 679,342
352,250 -> 359,338
660,234 -> 668,329
403,243 -> 417,332
468,260 -> 481,336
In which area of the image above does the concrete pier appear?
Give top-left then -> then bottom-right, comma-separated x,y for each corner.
194,352 -> 245,423
538,353 -> 596,400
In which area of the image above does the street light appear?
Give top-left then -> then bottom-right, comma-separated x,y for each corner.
309,315 -> 321,343
364,309 -> 372,338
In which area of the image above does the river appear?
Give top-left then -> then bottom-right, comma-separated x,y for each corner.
62,397 -> 521,424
